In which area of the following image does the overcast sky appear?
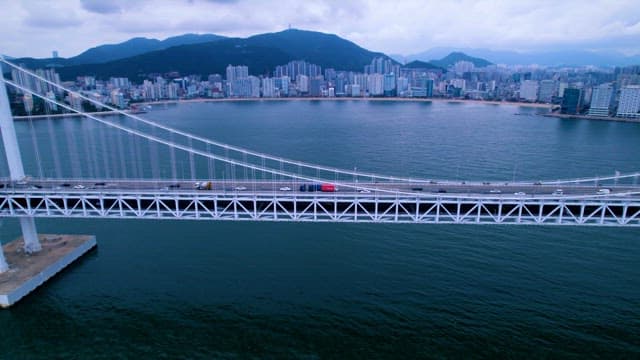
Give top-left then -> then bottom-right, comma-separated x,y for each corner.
1,0 -> 639,58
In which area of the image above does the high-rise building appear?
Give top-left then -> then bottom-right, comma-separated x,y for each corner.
351,84 -> 361,97
22,94 -> 34,113
367,74 -> 384,96
519,80 -> 539,102
309,77 -> 325,97
538,80 -> 555,103
616,85 -> 640,118
454,61 -> 474,74
225,65 -> 248,82
262,77 -> 277,97
588,83 -> 614,117
274,76 -> 290,96
558,82 -> 568,98
383,73 -> 396,96
367,57 -> 393,74
560,88 -> 583,114
296,75 -> 309,93
451,79 -> 466,91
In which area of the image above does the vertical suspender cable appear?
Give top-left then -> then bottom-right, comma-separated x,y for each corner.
46,117 -> 62,178
27,113 -> 44,178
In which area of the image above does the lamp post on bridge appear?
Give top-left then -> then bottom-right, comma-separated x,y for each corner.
0,63 -> 42,272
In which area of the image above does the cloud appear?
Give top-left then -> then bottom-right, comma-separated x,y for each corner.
80,0 -> 123,14
1,0 -> 639,58
21,1 -> 82,29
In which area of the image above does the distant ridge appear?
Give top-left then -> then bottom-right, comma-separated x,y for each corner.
407,47 -> 640,67
47,29 -> 394,81
429,52 -> 492,68
70,33 -> 227,65
12,33 -> 227,69
403,60 -> 444,71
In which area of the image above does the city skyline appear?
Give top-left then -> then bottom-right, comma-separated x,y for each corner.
1,0 -> 639,58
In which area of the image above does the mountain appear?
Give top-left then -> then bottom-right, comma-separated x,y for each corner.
402,60 -> 443,71
237,29 -> 391,72
70,33 -> 226,65
1,54 -> 15,73
407,47 -> 640,66
429,52 -> 492,68
11,33 -> 226,69
52,29 -> 394,81
56,42 -> 292,81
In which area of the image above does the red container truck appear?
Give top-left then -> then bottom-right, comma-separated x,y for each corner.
320,183 -> 336,192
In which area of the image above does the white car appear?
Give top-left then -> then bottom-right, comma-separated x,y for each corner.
234,186 -> 247,191
514,192 -> 526,196
552,189 -> 564,195
73,184 -> 86,189
358,189 -> 371,193
489,189 -> 501,194
597,188 -> 611,195
279,186 -> 292,191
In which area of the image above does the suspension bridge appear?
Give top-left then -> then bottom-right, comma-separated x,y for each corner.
0,57 -> 639,291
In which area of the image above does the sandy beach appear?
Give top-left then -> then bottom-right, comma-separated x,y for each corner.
12,97 -> 553,120
137,96 -> 554,109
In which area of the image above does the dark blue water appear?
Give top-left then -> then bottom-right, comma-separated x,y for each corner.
1,101 -> 639,358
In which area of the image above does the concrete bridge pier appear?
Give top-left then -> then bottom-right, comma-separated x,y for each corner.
0,60 -> 42,268
20,217 -> 42,253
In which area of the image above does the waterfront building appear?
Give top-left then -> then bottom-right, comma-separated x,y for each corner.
274,76 -> 290,96
367,74 -> 384,96
68,93 -> 83,111
22,93 -> 33,112
588,83 -> 614,117
167,83 -> 179,99
262,77 -> 277,97
560,88 -> 583,114
538,80 -> 555,103
45,91 -> 57,112
616,85 -> 640,118
396,76 -> 409,96
249,76 -> 260,98
383,73 -> 396,96
519,80 -> 539,102
334,75 -> 347,96
351,84 -> 361,97
353,74 -> 367,93
558,82 -> 568,98
296,75 -> 309,93
309,77 -> 325,97
226,65 -> 249,82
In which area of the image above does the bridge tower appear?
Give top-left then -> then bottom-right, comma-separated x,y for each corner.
0,65 -> 41,273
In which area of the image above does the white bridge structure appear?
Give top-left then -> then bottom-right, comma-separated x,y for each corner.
1,58 -> 640,271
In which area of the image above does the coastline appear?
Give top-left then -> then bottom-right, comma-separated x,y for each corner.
11,97 -> 553,120
137,97 -> 553,109
542,112 -> 640,124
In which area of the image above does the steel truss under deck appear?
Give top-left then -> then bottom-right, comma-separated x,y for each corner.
0,190 -> 638,226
